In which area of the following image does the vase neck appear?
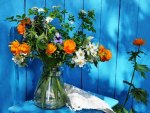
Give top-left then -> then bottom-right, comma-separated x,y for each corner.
42,65 -> 60,77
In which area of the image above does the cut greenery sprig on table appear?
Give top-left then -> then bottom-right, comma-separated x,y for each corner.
113,38 -> 150,113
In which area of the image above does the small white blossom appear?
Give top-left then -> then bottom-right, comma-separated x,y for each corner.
75,49 -> 85,59
72,49 -> 86,67
80,9 -> 87,14
46,17 -> 53,23
91,51 -> 97,57
72,57 -> 86,67
12,55 -> 25,65
55,32 -> 60,37
52,6 -> 60,8
20,53 -> 27,56
38,8 -> 45,12
86,42 -> 98,56
69,21 -> 74,25
31,7 -> 38,11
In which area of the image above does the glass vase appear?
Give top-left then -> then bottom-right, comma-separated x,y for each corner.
34,65 -> 67,109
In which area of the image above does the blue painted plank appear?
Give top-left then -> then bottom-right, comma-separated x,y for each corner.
115,0 -> 139,109
132,0 -> 150,112
62,0 -> 83,88
0,0 -> 24,112
98,0 -> 120,98
12,27 -> 28,103
81,0 -> 101,93
25,0 -> 46,100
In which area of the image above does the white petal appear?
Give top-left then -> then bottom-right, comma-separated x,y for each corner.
55,32 -> 60,37
38,8 -> 45,12
69,21 -> 74,25
32,7 -> 38,10
46,17 -> 53,23
80,9 -> 87,14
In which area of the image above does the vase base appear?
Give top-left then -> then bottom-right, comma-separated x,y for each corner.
34,100 -> 66,109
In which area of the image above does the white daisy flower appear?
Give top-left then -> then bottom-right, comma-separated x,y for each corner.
45,17 -> 53,23
86,42 -> 98,56
31,7 -> 38,11
38,8 -> 45,12
72,57 -> 86,67
91,51 -> 97,57
75,49 -> 85,59
80,9 -> 87,14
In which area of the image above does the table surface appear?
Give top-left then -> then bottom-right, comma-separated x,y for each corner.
8,93 -> 118,113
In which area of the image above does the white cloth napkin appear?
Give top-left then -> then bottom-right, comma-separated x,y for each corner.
64,83 -> 115,113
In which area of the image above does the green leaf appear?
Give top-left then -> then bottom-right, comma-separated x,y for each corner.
88,10 -> 95,19
128,50 -> 144,61
123,80 -> 135,88
36,33 -> 48,50
135,64 -> 150,78
93,60 -> 98,67
82,36 -> 94,46
6,16 -> 17,22
22,14 -> 26,19
141,72 -> 147,78
131,88 -> 148,105
113,104 -> 128,113
130,109 -> 137,113
135,64 -> 150,72
123,108 -> 129,113
128,51 -> 139,61
16,15 -> 22,18
68,14 -> 75,21
61,9 -> 68,14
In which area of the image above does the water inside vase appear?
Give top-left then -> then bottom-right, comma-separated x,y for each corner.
34,67 -> 67,109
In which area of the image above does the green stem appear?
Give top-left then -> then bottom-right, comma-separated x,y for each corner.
123,67 -> 136,106
123,49 -> 140,107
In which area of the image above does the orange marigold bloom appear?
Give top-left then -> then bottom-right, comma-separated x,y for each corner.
19,43 -> 31,55
98,45 -> 112,62
21,18 -> 31,25
98,45 -> 105,53
17,24 -> 26,35
104,49 -> 112,61
133,38 -> 145,46
9,40 -> 20,55
63,39 -> 76,54
46,43 -> 57,55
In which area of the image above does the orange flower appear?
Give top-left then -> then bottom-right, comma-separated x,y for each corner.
19,43 -> 31,55
21,18 -> 31,25
17,24 -> 26,35
104,49 -> 112,61
63,39 -> 76,54
98,45 -> 105,53
98,45 -> 112,62
133,38 -> 145,46
46,43 -> 57,55
9,40 -> 20,55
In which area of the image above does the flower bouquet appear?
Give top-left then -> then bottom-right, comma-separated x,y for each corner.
7,6 -> 112,109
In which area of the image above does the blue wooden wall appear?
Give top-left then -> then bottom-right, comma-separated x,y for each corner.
0,0 -> 150,113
